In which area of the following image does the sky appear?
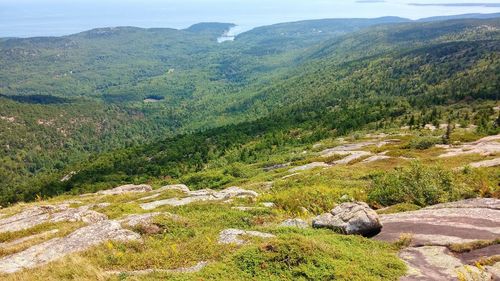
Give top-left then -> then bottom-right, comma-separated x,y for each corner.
1,0 -> 499,37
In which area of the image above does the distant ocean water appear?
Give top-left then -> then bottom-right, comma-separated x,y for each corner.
1,0 -> 499,38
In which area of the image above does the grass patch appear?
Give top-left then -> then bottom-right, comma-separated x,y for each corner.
448,238 -> 500,253
0,221 -> 85,258
376,203 -> 421,214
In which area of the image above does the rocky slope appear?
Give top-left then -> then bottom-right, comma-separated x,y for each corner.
0,132 -> 498,280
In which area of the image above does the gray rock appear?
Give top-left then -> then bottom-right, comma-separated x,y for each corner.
137,193 -> 162,201
330,151 -> 372,165
0,220 -> 141,274
312,202 -> 382,237
469,157 -> 500,168
93,202 -> 111,208
361,155 -> 391,163
320,142 -> 375,155
0,205 -> 107,233
140,187 -> 258,210
339,194 -> 351,202
289,162 -> 330,172
218,229 -> 275,245
213,186 -> 258,199
280,219 -> 309,229
60,171 -> 77,182
438,134 -> 500,158
97,184 -> 152,195
156,184 -> 190,194
119,212 -> 163,228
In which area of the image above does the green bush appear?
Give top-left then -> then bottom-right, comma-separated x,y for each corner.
405,137 -> 441,150
181,170 -> 234,190
368,162 -> 458,207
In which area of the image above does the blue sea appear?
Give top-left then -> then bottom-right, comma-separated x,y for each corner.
1,0 -> 499,38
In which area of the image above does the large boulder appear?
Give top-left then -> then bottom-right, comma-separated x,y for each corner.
312,202 -> 382,237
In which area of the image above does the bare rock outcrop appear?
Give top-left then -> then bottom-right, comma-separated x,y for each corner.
119,213 -> 163,228
288,162 -> 330,172
218,229 -> 275,245
361,155 -> 391,163
97,184 -> 152,195
423,198 -> 500,211
280,218 -> 309,229
0,205 -> 107,233
438,134 -> 500,158
400,246 -> 493,281
140,186 -> 258,210
156,184 -> 190,194
330,151 -> 372,164
312,202 -> 382,237
375,198 -> 500,281
469,157 -> 500,168
318,140 -> 398,165
0,220 -> 141,274
375,198 -> 500,246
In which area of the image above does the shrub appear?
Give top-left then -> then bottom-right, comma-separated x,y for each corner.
405,137 -> 441,150
265,184 -> 343,215
181,170 -> 234,190
368,162 -> 458,207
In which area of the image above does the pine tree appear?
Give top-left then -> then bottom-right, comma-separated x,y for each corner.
442,119 -> 453,144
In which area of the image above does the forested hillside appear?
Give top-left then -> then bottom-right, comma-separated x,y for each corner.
0,16 -> 499,205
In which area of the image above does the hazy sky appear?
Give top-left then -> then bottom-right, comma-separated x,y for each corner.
1,0 -> 499,37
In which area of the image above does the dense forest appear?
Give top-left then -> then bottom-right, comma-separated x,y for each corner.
0,15 -> 499,205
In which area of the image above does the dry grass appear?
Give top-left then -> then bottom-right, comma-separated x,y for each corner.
448,238 -> 500,253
